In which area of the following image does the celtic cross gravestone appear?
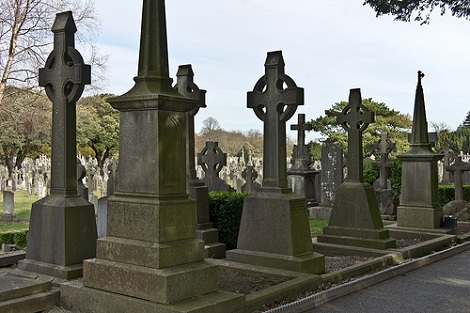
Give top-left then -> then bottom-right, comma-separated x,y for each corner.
290,113 -> 313,170
373,131 -> 396,190
227,51 -> 325,274
18,11 -> 97,279
175,65 -> 225,258
316,88 -> 395,250
197,141 -> 230,192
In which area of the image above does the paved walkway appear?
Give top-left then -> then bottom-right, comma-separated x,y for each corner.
302,249 -> 470,313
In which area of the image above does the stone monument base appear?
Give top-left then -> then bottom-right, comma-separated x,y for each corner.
196,223 -> 226,259
226,188 -> 325,274
316,182 -> 396,250
397,204 -> 443,229
61,279 -> 245,313
287,169 -> 320,206
18,195 -> 97,280
0,214 -> 20,222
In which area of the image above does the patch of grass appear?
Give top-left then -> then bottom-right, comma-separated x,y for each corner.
0,189 -> 34,233
309,218 -> 328,237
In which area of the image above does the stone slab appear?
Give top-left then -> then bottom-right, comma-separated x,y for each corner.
61,279 -> 246,313
83,258 -> 219,304
0,274 -> 51,302
226,249 -> 325,274
316,233 -> 396,250
397,205 -> 443,229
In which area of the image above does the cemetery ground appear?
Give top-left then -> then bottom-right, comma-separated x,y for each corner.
2,192 -> 470,312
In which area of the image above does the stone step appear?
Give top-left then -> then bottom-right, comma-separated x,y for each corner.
0,274 -> 52,302
0,287 -> 59,313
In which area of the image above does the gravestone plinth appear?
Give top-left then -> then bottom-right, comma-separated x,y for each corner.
63,1 -> 244,312
18,11 -> 97,280
316,89 -> 395,250
226,51 -> 324,274
397,72 -> 444,230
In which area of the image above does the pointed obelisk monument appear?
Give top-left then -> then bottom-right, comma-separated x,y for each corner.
316,88 -> 395,250
226,51 -> 325,274
18,11 -> 97,280
397,71 -> 445,229
61,1 -> 244,311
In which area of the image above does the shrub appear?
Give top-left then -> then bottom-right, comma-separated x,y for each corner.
208,191 -> 249,250
0,230 -> 28,248
438,185 -> 470,207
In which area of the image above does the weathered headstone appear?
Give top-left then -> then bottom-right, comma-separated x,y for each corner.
175,64 -> 225,259
1,190 -> 18,222
320,143 -> 343,207
226,51 -> 325,274
62,2 -> 243,311
372,131 -> 399,218
197,141 -> 231,192
18,11 -> 97,279
317,88 -> 395,250
288,114 -> 320,206
397,72 -> 444,229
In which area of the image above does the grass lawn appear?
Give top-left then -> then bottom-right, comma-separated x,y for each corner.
0,189 -> 35,233
309,217 -> 328,237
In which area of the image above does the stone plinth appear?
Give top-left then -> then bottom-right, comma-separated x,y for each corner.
397,153 -> 443,228
287,169 -> 320,206
227,188 -> 325,274
317,182 -> 396,250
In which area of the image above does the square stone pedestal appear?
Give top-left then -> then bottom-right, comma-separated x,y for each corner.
226,188 -> 325,274
317,182 -> 396,250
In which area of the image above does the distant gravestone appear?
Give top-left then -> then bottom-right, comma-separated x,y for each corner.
397,72 -> 444,229
226,51 -> 324,274
372,131 -> 399,218
77,157 -> 88,200
288,114 -> 320,206
197,141 -> 231,192
320,143 -> 343,207
1,191 -> 18,222
446,156 -> 470,201
241,165 -> 261,193
18,11 -> 97,280
441,144 -> 455,184
317,88 -> 395,250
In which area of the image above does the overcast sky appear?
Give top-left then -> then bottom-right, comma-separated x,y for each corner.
91,1 -> 470,140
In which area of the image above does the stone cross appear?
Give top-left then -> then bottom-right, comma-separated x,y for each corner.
440,144 -> 455,184
175,64 -> 207,187
446,156 -> 470,200
291,114 -> 312,149
247,51 -> 304,188
197,141 -> 229,192
241,165 -> 260,193
337,88 -> 374,182
39,11 -> 91,196
372,131 -> 396,189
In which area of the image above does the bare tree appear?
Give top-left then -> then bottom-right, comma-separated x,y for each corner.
0,0 -> 107,106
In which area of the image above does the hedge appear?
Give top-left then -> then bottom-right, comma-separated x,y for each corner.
208,191 -> 249,250
0,230 -> 28,248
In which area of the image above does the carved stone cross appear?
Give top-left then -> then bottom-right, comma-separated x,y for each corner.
247,51 -> 304,188
373,131 -> 396,189
291,114 -> 312,148
39,11 -> 91,196
197,141 -> 228,191
440,144 -> 455,184
446,156 -> 470,200
175,64 -> 206,183
337,89 -> 374,182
